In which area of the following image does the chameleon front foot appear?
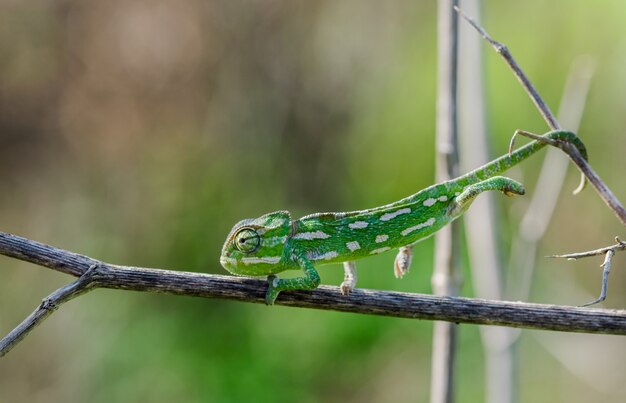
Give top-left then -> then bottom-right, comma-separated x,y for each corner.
265,275 -> 280,305
264,259 -> 321,305
265,274 -> 280,305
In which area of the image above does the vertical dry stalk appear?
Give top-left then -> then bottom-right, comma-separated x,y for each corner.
431,1 -> 460,402
457,2 -> 515,403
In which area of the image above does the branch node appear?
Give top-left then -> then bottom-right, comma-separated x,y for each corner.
494,43 -> 507,54
80,263 -> 102,287
40,298 -> 58,312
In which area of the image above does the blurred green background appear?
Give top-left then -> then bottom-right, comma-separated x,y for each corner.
1,1 -> 625,402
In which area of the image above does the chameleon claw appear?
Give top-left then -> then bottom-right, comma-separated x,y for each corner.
394,246 -> 413,278
265,275 -> 280,305
339,282 -> 353,295
340,261 -> 357,295
502,181 -> 525,197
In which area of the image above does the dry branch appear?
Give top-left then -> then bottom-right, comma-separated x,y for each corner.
1,231 -> 626,357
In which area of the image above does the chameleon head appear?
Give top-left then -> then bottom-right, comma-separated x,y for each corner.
220,211 -> 293,276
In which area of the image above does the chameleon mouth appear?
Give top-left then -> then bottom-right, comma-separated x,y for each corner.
220,255 -> 237,272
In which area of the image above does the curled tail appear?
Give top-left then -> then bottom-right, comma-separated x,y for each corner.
461,130 -> 588,185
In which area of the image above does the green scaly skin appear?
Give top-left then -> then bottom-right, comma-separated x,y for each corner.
220,130 -> 587,304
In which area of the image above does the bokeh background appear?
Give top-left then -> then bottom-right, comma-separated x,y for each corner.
1,0 -> 625,402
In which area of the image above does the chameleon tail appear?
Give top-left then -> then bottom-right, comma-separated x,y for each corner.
461,130 -> 588,185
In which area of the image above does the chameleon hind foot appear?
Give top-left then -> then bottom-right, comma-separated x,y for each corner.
452,176 -> 525,216
394,246 -> 413,278
340,261 -> 357,295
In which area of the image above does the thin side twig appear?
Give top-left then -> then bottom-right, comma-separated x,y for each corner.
578,249 -> 614,307
548,237 -> 626,260
549,237 -> 625,306
455,6 -> 626,225
0,264 -> 100,357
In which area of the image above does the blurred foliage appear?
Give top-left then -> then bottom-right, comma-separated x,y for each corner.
1,1 -> 625,402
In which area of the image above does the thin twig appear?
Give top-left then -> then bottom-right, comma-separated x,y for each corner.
549,237 -> 625,307
454,6 -> 558,129
455,6 -> 626,225
0,264 -> 99,357
579,250 -> 614,307
2,231 -> 625,358
548,237 -> 626,259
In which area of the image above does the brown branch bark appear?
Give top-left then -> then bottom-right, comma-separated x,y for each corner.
2,231 -> 625,358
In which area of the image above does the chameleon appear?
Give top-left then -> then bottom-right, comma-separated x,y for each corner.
220,130 -> 587,304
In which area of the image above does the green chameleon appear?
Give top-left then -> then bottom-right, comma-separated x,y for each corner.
220,130 -> 587,304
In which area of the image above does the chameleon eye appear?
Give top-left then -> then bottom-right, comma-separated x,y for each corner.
233,228 -> 260,253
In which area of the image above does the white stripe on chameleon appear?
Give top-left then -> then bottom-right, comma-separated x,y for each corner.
375,234 -> 389,243
311,251 -> 339,261
401,217 -> 436,236
423,198 -> 436,207
293,230 -> 331,240
265,218 -> 287,230
346,241 -> 361,251
438,195 -> 448,202
370,246 -> 390,255
348,221 -> 369,229
380,207 -> 411,222
240,256 -> 282,265
407,232 -> 435,246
